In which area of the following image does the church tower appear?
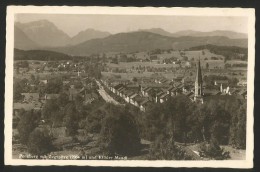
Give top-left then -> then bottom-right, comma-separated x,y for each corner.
194,58 -> 203,103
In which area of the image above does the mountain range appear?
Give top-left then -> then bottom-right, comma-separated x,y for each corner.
14,20 -> 248,55
50,31 -> 247,55
15,20 -> 111,49
139,28 -> 247,39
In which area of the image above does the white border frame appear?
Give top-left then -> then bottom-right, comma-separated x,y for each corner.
5,6 -> 255,168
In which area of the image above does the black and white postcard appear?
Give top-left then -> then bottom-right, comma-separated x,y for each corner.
5,6 -> 255,168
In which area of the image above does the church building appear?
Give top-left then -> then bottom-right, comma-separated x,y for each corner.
194,58 -> 203,103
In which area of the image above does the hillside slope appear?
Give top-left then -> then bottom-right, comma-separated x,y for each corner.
14,27 -> 39,50
14,48 -> 72,61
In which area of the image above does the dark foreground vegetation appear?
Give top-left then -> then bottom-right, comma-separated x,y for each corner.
15,92 -> 246,160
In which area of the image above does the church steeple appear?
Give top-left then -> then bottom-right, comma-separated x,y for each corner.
194,57 -> 203,102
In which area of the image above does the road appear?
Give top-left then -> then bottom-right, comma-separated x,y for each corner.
95,80 -> 120,105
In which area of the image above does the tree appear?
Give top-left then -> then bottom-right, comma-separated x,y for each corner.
41,99 -> 59,119
17,110 -> 39,144
57,93 -> 69,107
99,104 -> 141,156
206,62 -> 209,70
63,103 -> 80,136
148,135 -> 193,160
198,137 -> 230,160
132,77 -> 138,82
229,101 -> 246,149
45,77 -> 63,94
13,80 -> 23,102
27,128 -> 54,155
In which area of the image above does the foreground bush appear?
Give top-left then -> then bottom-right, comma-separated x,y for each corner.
148,135 -> 194,160
199,138 -> 230,160
99,104 -> 141,156
27,128 -> 55,156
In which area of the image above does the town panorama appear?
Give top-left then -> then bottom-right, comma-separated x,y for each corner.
11,12 -> 249,161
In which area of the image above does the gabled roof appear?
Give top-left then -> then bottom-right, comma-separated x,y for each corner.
166,86 -> 175,91
203,89 -> 221,96
143,87 -> 150,91
159,93 -> 169,99
183,91 -> 193,97
45,94 -> 59,99
117,87 -> 125,92
140,99 -> 150,105
126,91 -> 135,97
169,87 -> 178,92
118,87 -> 126,93
133,95 -> 143,103
130,93 -> 138,99
114,83 -> 124,90
238,90 -> 247,95
156,91 -> 164,97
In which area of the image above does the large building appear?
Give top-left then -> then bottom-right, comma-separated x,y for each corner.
194,58 -> 203,103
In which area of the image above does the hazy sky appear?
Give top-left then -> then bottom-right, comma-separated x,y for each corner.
15,14 -> 248,37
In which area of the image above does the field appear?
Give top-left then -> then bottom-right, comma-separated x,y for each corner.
106,61 -> 180,69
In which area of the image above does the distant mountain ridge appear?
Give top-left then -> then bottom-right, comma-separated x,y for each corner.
70,28 -> 111,45
141,28 -> 247,39
14,26 -> 39,50
14,20 -> 248,55
172,30 -> 247,39
49,31 -> 247,55
15,20 -> 71,47
15,20 -> 111,48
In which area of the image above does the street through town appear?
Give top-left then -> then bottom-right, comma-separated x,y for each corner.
95,80 -> 120,105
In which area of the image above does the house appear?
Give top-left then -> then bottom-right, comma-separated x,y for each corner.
228,88 -> 239,95
84,92 -> 99,105
155,91 -> 164,103
237,80 -> 247,87
172,76 -> 183,83
118,87 -> 126,98
158,93 -> 169,103
183,91 -> 194,97
69,87 -> 84,101
129,93 -> 139,105
203,89 -> 221,96
125,91 -> 135,103
131,95 -> 143,106
214,80 -> 229,86
62,80 -> 70,85
112,84 -> 124,94
181,61 -> 191,68
44,94 -> 59,100
188,92 -> 195,100
13,101 -> 43,111
142,87 -> 153,97
155,78 -> 168,84
168,87 -> 179,96
40,79 -> 48,84
139,99 -> 152,112
116,86 -> 125,96
166,86 -> 175,95
21,93 -> 40,102
238,90 -> 247,99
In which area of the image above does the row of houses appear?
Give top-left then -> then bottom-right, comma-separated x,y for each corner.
101,78 -> 194,111
101,76 -> 247,111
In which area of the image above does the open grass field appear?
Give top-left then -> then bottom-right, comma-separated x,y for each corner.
102,71 -> 155,80
106,61 -> 180,69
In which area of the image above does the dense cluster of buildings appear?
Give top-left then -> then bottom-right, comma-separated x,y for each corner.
13,75 -> 99,121
101,59 -> 247,111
